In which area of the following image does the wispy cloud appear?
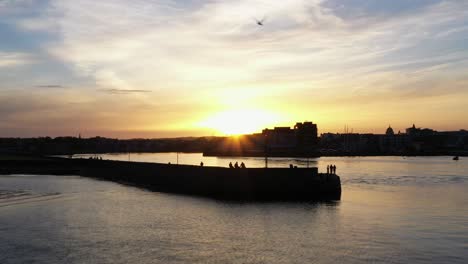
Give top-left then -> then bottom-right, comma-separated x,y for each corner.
0,52 -> 33,67
2,0 -> 468,135
35,84 -> 66,88
21,0 -> 464,94
100,89 -> 151,94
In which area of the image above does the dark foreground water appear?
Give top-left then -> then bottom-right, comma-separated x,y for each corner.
1,156 -> 467,264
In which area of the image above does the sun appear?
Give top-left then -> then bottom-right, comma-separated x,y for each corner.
200,109 -> 280,136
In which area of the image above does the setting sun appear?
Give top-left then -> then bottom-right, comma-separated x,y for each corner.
200,109 -> 282,136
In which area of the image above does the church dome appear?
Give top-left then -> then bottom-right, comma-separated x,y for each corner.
386,125 -> 395,136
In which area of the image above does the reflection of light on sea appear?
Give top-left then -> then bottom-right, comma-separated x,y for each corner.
72,152 -> 321,168
0,189 -> 62,208
71,154 -> 468,187
1,157 -> 468,264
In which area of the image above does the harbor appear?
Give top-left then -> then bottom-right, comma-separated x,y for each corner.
1,156 -> 467,264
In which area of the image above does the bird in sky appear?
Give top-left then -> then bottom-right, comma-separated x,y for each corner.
254,17 -> 266,26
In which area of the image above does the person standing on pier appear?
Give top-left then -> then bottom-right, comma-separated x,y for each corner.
333,165 -> 337,175
327,165 -> 330,174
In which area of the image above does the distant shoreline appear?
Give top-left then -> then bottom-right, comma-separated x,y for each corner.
203,153 -> 468,158
58,152 -> 467,158
1,152 -> 466,163
2,133 -> 467,157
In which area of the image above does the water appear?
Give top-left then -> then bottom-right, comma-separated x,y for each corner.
1,155 -> 468,263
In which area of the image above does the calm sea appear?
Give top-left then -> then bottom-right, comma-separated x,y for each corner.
1,154 -> 467,263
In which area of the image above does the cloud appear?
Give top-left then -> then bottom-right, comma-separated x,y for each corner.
0,87 -> 211,137
35,84 -> 65,88
0,0 -> 35,11
18,1 -> 468,93
322,0 -> 442,20
100,89 -> 151,94
3,0 -> 468,135
0,52 -> 33,67
24,0 -> 464,93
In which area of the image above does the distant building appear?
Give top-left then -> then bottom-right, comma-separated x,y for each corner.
262,121 -> 318,153
386,125 -> 395,136
406,124 -> 436,136
378,125 -> 408,153
262,127 -> 296,152
295,122 -> 318,149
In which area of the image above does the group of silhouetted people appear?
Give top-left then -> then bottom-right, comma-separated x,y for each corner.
327,164 -> 337,175
229,162 -> 246,168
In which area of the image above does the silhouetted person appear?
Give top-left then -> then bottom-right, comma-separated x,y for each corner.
333,165 -> 337,174
234,162 -> 239,168
200,162 -> 204,167
229,162 -> 234,168
240,162 -> 246,168
290,164 -> 293,169
327,165 -> 330,174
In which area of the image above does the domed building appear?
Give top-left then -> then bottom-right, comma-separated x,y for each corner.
386,125 -> 395,136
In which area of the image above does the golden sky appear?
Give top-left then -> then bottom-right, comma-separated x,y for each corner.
1,0 -> 468,138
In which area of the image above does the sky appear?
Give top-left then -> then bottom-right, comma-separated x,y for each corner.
1,0 -> 468,138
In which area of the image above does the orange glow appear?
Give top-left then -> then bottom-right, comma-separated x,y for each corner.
199,109 -> 282,136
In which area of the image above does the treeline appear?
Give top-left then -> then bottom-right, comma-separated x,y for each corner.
2,131 -> 468,157
0,136 -> 225,155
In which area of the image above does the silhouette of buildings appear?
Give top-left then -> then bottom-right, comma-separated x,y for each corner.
319,124 -> 468,156
406,124 -> 436,136
386,125 -> 395,136
262,127 -> 297,152
295,122 -> 319,150
1,122 -> 467,157
261,122 -> 318,154
201,121 -> 319,157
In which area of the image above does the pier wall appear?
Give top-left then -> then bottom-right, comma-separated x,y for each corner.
0,158 -> 341,201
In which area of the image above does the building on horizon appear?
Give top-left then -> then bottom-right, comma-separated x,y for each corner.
406,124 -> 437,137
319,123 -> 468,155
203,121 -> 319,156
3,122 -> 467,157
262,122 -> 318,154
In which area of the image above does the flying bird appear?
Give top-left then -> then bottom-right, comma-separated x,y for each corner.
254,17 -> 266,26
